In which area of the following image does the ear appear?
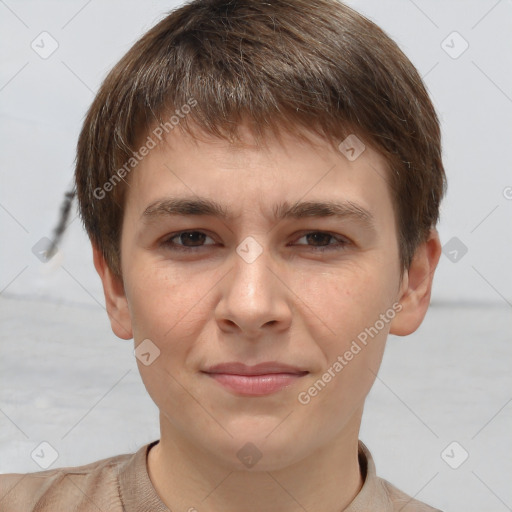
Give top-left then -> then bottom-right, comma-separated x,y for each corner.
92,244 -> 133,340
389,229 -> 442,336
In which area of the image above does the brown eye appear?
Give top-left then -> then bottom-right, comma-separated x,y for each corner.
175,231 -> 207,247
305,232 -> 333,246
294,231 -> 350,251
161,231 -> 215,251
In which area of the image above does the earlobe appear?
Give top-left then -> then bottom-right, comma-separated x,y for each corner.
389,229 -> 442,337
92,244 -> 133,340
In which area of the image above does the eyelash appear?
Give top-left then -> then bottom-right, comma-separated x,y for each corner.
160,231 -> 351,253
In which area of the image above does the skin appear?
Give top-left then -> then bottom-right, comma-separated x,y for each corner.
93,124 -> 441,512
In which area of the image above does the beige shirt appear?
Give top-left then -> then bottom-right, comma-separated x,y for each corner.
0,440 -> 442,511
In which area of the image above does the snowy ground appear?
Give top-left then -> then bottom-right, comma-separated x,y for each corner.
0,295 -> 510,511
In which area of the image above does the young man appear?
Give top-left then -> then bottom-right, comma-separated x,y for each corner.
0,0 -> 446,510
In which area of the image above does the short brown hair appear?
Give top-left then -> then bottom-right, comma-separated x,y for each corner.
74,0 -> 446,279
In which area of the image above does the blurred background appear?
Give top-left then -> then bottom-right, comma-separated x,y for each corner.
1,1 -> 511,511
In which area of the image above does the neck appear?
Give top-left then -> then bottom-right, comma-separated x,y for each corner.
147,412 -> 364,512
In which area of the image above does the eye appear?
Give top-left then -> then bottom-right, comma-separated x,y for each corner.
160,231 -> 216,251
159,230 -> 350,253
293,231 -> 350,251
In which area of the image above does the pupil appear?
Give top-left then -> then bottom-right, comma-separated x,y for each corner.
307,233 -> 330,246
182,232 -> 205,246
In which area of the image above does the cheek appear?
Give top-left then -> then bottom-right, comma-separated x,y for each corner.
292,263 -> 395,345
126,265 -> 210,418
296,296 -> 391,434
291,264 -> 396,407
125,263 -> 224,392
126,262 -> 210,339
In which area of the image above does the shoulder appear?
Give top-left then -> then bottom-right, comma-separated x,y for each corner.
378,477 -> 443,512
0,450 -> 136,512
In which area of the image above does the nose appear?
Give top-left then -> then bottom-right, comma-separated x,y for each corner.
214,239 -> 292,338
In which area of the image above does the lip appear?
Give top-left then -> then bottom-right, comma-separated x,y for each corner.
202,362 -> 309,396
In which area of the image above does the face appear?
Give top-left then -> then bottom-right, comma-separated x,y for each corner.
96,124 -> 438,471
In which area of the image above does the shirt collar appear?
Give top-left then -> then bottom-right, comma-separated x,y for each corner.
117,439 -> 168,512
118,439 -> 394,512
345,440 -> 395,511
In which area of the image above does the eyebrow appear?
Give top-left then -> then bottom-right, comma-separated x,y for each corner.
141,197 -> 376,231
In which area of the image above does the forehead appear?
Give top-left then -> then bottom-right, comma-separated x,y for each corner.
123,124 -> 396,232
